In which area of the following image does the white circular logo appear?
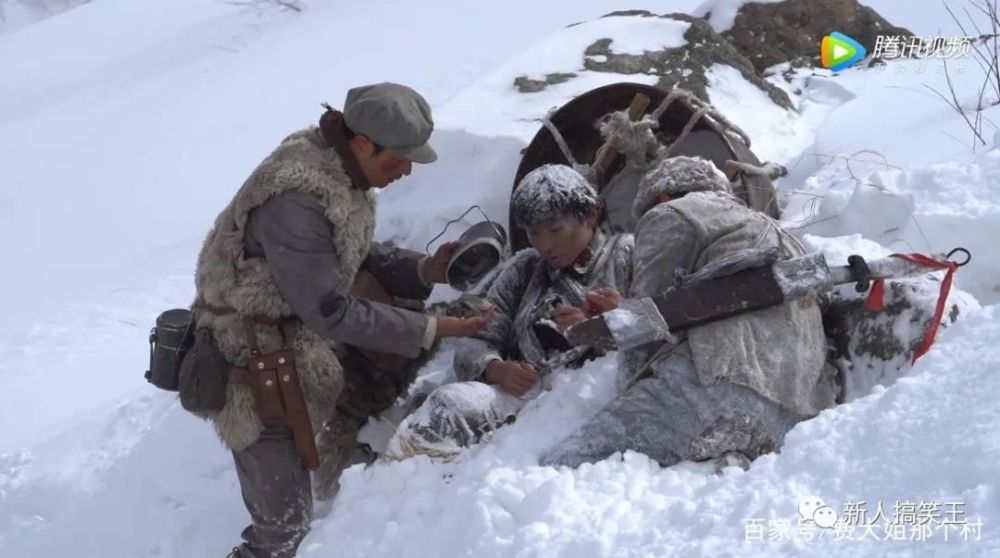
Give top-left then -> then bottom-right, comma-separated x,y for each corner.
799,497 -> 838,529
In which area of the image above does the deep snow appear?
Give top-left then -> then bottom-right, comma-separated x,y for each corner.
1,1 -> 998,557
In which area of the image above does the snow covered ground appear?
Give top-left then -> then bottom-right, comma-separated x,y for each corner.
1,1 -> 998,557
0,0 -> 91,33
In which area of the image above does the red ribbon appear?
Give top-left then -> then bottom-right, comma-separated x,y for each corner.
863,253 -> 958,364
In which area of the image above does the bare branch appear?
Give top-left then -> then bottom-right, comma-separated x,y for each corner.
929,1 -> 997,150
939,126 -> 976,149
225,0 -> 304,13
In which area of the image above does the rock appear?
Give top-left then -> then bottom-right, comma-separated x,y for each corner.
513,72 -> 578,93
577,11 -> 792,109
721,0 -> 914,73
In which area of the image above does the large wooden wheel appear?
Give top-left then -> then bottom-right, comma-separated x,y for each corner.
509,82 -> 778,252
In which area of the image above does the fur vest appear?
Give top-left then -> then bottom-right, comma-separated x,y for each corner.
193,127 -> 376,451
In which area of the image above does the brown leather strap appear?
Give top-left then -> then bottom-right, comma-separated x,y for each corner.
241,348 -> 319,470
242,317 -> 261,356
275,353 -> 319,469
199,300 -> 320,469
230,367 -> 253,385
195,299 -> 298,327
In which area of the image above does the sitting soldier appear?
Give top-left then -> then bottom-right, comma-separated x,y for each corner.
386,164 -> 633,458
541,156 -> 839,469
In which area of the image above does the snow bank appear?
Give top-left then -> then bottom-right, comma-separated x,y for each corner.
0,0 -> 91,34
692,0 -> 784,33
809,61 -> 1000,169
762,50 -> 1000,304
704,63 -> 835,164
777,54 -> 1000,177
780,143 -> 1000,304
5,302 -> 997,557
303,304 -> 1000,557
0,393 -> 249,556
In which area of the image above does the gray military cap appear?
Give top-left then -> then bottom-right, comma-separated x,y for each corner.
343,82 -> 438,164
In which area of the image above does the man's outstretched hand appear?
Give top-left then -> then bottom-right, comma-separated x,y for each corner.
435,307 -> 494,339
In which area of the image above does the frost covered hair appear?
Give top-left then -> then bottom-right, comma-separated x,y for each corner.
511,164 -> 603,229
632,156 -> 733,221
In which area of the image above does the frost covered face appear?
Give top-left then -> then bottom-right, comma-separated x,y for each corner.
527,210 -> 598,269
513,164 -> 603,269
349,135 -> 413,188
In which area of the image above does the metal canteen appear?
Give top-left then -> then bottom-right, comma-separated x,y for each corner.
446,220 -> 508,291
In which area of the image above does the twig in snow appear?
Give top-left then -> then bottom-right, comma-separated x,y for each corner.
931,0 -> 1000,151
225,0 -> 305,13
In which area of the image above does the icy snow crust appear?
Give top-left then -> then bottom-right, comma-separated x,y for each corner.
307,306 -> 1000,558
2,1 -> 999,557
692,0 -> 785,33
511,164 -> 600,228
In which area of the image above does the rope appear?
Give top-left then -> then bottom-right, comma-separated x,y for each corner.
650,89 -> 684,120
663,106 -> 708,158
539,111 -> 599,184
724,160 -> 788,180
540,112 -> 579,166
596,110 -> 661,169
650,86 -> 753,148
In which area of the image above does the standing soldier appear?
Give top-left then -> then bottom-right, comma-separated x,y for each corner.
190,82 -> 491,558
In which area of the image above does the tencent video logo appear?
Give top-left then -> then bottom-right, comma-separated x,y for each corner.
821,32 -> 867,71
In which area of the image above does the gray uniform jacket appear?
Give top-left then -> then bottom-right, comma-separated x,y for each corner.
540,190 -> 835,468
245,190 -> 434,358
454,230 -> 634,380
386,230 -> 633,459
629,191 -> 836,418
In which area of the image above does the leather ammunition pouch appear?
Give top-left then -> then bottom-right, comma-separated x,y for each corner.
227,316 -> 319,471
190,300 -> 319,471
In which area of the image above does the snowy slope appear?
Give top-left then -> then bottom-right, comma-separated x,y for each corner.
437,15 -> 690,140
0,0 -> 91,33
775,57 -> 1000,304
2,1 -> 999,557
0,0 -> 687,452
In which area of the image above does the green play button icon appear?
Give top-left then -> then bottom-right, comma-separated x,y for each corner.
821,32 -> 867,71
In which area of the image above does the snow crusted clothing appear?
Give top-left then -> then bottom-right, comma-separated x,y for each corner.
387,230 -> 634,458
541,156 -> 837,468
455,229 -> 633,381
